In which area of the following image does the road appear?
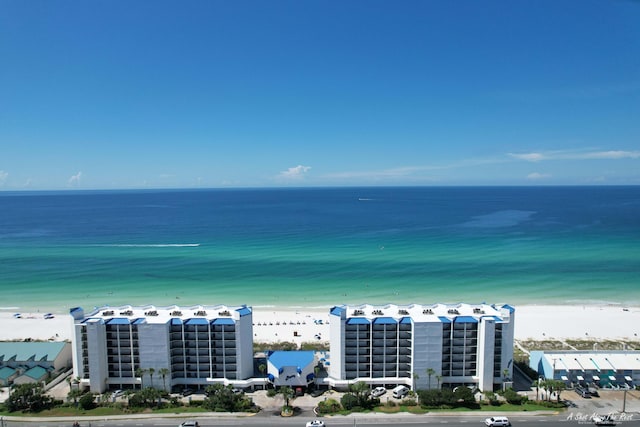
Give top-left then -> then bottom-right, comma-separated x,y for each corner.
4,412 -> 640,427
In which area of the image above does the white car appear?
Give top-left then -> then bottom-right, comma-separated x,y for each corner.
485,416 -> 511,427
370,386 -> 386,397
306,420 -> 325,427
111,389 -> 124,398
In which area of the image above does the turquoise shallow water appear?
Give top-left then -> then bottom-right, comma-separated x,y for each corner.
1,186 -> 639,313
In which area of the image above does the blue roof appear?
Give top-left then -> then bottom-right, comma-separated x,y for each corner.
346,317 -> 370,325
330,306 -> 345,316
132,318 -> 146,325
24,366 -> 48,380
185,318 -> 209,325
107,318 -> 131,325
399,317 -> 412,324
454,316 -> 478,323
438,316 -> 452,323
502,304 -> 515,313
373,317 -> 397,324
212,318 -> 235,325
236,306 -> 251,316
170,318 -> 182,325
0,366 -> 16,380
268,351 -> 315,370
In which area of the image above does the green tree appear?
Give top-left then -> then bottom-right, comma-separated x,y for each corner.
340,392 -> 359,410
79,392 -> 96,410
453,386 -> 477,408
128,387 -> 163,408
503,388 -> 527,405
159,368 -> 170,391
148,367 -> 155,388
68,388 -> 84,407
135,368 -> 146,389
417,389 -> 442,407
203,384 -> 253,412
258,363 -> 267,388
436,374 -> 442,389
278,385 -> 295,409
426,368 -> 435,389
5,383 -> 54,412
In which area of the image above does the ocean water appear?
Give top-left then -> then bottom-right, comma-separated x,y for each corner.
1,186 -> 639,313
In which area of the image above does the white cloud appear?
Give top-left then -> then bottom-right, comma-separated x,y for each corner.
579,150 -> 640,160
68,171 -> 82,186
278,165 -> 311,180
509,152 -> 546,162
527,172 -> 551,180
0,170 -> 7,185
509,150 -> 640,162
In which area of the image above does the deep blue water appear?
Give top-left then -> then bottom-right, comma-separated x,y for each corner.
1,186 -> 639,312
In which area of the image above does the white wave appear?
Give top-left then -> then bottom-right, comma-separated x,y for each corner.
96,243 -> 201,248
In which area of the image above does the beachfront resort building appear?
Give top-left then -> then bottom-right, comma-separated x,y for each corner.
327,303 -> 514,392
530,350 -> 640,389
70,305 -> 253,393
69,302 -> 515,394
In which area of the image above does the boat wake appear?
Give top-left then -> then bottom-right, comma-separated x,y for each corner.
95,243 -> 201,248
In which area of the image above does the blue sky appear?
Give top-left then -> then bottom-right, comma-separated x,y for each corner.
1,0 -> 639,189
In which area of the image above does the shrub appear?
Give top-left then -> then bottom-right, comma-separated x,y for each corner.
401,398 -> 417,406
503,388 -> 527,405
340,393 -> 359,410
317,398 -> 341,414
78,393 -> 96,410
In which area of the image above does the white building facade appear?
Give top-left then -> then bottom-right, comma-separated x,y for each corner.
530,350 -> 640,389
328,303 -> 514,392
70,304 -> 253,393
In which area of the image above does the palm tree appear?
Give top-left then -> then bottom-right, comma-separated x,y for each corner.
426,368 -> 435,389
436,374 -> 442,389
159,368 -> 170,392
148,367 -> 155,389
313,365 -> 321,389
278,386 -> 295,414
413,373 -> 419,391
258,363 -> 267,389
135,368 -> 146,389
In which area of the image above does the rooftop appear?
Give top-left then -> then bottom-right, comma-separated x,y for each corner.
330,302 -> 511,323
0,341 -> 68,363
73,304 -> 252,325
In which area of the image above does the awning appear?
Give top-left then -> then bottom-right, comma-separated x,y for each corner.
592,375 -> 600,381
577,375 -> 584,381
561,375 -> 569,381
625,376 -> 633,381
609,376 -> 617,381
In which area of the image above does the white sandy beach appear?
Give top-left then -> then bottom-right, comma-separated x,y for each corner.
1,305 -> 639,343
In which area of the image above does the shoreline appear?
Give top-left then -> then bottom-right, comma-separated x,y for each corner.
1,303 -> 639,344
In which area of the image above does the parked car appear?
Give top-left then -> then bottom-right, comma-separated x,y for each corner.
485,416 -> 511,427
575,387 -> 591,398
392,385 -> 409,398
306,420 -> 325,427
310,389 -> 325,398
178,421 -> 200,427
370,386 -> 387,397
111,389 -> 124,399
181,388 -> 194,397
